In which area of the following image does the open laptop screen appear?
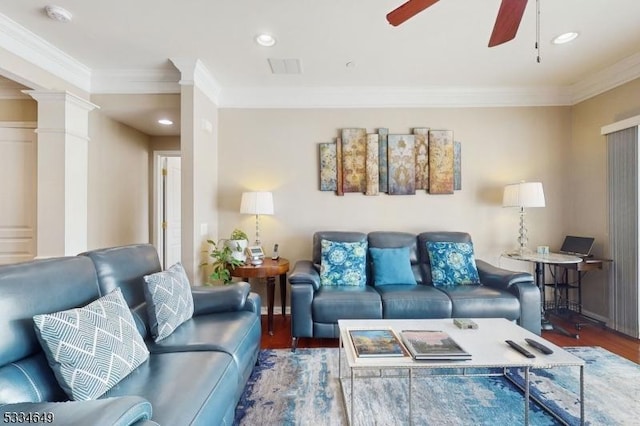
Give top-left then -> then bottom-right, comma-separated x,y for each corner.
559,236 -> 595,256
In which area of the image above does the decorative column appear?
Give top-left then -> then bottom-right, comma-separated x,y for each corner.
24,90 -> 98,257
170,58 -> 220,284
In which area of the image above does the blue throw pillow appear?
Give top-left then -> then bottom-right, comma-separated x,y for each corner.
320,239 -> 367,286
143,262 -> 195,342
369,247 -> 417,286
33,288 -> 149,401
426,241 -> 480,286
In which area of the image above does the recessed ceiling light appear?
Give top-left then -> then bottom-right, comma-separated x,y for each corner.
552,32 -> 579,45
255,34 -> 276,47
158,119 -> 173,126
44,5 -> 73,23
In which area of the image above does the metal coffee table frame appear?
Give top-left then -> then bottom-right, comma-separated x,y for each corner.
338,318 -> 584,426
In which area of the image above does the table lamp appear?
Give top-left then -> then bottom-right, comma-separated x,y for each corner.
240,191 -> 274,247
503,181 -> 545,254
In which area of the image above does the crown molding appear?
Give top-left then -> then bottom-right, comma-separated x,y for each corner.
570,52 -> 640,104
219,85 -> 573,108
91,68 -> 181,94
0,13 -> 91,92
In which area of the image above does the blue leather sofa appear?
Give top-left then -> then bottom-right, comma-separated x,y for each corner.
0,244 -> 261,425
290,231 -> 540,350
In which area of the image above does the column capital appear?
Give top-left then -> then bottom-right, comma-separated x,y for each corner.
22,90 -> 99,112
170,58 -> 221,105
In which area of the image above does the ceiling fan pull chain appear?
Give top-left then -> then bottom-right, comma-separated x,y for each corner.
535,0 -> 541,63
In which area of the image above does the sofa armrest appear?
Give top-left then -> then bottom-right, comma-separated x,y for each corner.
0,396 -> 152,426
192,281 -> 250,315
477,259 -> 541,335
243,292 -> 262,315
476,259 -> 534,290
289,260 -> 320,291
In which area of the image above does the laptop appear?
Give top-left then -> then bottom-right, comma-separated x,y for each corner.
559,236 -> 595,257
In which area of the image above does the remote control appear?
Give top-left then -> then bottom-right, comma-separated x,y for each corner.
525,338 -> 554,354
505,340 -> 536,358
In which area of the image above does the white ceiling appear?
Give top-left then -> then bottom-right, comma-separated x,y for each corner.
2,0 -> 640,135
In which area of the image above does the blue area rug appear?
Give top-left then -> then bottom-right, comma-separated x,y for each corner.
234,347 -> 639,426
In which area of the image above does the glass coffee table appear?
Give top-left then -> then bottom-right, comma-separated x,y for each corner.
338,318 -> 584,425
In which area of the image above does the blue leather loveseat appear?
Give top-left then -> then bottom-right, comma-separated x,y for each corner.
0,244 -> 261,425
290,231 -> 540,350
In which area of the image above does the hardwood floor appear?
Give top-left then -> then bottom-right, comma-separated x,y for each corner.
260,314 -> 640,364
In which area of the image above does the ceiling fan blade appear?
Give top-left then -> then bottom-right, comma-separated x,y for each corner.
387,0 -> 440,26
488,0 -> 528,47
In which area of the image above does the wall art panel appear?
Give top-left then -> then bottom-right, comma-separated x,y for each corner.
365,134 -> 379,195
428,130 -> 454,194
388,134 -> 416,195
341,128 -> 367,193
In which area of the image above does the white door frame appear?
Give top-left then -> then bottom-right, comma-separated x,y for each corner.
152,150 -> 181,268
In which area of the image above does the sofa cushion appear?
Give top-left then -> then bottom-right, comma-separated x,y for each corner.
103,351 -> 240,426
369,247 -> 417,286
436,285 -> 520,320
375,284 -> 452,319
320,239 -> 367,287
33,288 -> 149,401
426,241 -> 480,286
312,286 -> 382,323
143,262 -> 194,342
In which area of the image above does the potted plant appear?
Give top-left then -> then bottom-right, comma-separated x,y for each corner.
201,239 -> 245,284
225,228 -> 249,263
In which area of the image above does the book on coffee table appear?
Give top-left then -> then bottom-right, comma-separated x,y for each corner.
400,330 -> 471,360
348,329 -> 407,358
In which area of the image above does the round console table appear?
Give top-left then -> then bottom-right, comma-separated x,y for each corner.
231,258 -> 289,335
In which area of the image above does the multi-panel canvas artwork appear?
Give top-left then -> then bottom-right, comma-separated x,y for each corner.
318,127 -> 461,196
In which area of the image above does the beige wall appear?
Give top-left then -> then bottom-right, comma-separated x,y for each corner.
87,111 -> 151,249
568,77 -> 640,319
219,107 -> 572,304
0,99 -> 36,121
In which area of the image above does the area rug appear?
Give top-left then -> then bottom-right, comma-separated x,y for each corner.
234,347 -> 639,426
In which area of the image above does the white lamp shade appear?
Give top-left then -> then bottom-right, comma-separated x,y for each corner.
240,191 -> 274,215
502,182 -> 545,208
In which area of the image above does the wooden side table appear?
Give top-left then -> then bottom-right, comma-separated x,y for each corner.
230,258 -> 289,335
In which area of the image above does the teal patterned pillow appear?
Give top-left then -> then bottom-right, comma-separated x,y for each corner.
426,241 -> 480,286
143,262 -> 194,342
320,239 -> 367,286
33,288 -> 149,401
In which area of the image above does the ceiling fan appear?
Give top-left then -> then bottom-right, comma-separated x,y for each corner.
387,0 -> 529,47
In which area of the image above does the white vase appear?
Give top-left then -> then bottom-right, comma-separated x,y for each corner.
225,239 -> 248,262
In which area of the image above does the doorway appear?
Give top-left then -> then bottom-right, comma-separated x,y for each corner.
154,151 -> 181,269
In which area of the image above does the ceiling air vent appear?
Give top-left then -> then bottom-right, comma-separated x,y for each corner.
268,58 -> 303,75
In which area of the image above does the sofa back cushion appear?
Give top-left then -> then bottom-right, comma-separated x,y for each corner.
367,231 -> 420,285
81,244 -> 162,305
0,256 -> 101,404
417,232 -> 473,285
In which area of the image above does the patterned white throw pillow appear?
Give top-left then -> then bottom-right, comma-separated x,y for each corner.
143,262 -> 194,342
33,288 -> 149,401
